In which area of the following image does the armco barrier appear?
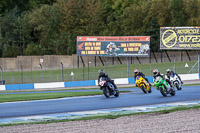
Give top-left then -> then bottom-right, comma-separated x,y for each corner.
34,82 -> 64,89
179,73 -> 199,81
65,80 -> 96,87
5,84 -> 34,91
0,74 -> 199,91
95,78 -> 129,86
0,85 -> 5,91
114,78 -> 129,84
128,76 -> 154,84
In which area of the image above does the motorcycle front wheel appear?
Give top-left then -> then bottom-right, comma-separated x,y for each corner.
140,85 -> 147,93
103,87 -> 110,98
148,86 -> 152,93
175,83 -> 182,90
160,86 -> 167,97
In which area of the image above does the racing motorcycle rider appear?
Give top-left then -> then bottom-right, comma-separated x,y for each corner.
134,69 -> 151,87
98,69 -> 118,90
166,69 -> 183,84
153,69 -> 173,88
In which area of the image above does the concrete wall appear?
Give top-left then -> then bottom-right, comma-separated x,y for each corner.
0,51 -> 199,72
0,55 -> 76,72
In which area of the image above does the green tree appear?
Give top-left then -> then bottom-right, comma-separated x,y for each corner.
183,0 -> 200,26
121,1 -> 149,36
170,0 -> 186,26
0,8 -> 21,57
0,0 -> 56,14
143,0 -> 171,52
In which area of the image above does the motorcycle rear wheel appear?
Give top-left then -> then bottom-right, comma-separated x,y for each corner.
114,90 -> 119,97
170,88 -> 176,96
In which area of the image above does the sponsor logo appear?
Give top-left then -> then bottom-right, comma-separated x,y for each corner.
86,38 -> 97,41
161,30 -> 177,48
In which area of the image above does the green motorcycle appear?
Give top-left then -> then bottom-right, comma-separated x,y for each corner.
154,76 -> 175,97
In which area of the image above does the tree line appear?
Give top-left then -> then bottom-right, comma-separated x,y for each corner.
0,0 -> 200,57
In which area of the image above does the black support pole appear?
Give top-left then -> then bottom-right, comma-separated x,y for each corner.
94,56 -> 96,67
165,51 -> 171,62
77,56 -> 79,68
131,57 -> 133,64
136,57 -> 141,64
39,63 -> 43,83
98,56 -> 104,66
20,64 -> 23,84
117,57 -> 122,64
186,50 -> 191,61
80,56 -> 85,67
152,50 -> 158,63
181,51 -> 183,62
80,56 -> 85,80
60,62 -> 64,81
0,66 -> 3,85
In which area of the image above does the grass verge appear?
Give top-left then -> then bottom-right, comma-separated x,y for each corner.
0,90 -> 130,103
0,86 -> 137,93
1,105 -> 200,127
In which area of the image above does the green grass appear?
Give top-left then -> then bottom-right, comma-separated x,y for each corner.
0,88 -> 99,93
2,60 -> 199,84
0,86 -> 137,93
1,105 -> 200,127
0,91 -> 130,103
183,83 -> 200,86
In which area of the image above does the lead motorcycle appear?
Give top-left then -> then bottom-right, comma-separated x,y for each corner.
99,77 -> 119,98
170,74 -> 182,90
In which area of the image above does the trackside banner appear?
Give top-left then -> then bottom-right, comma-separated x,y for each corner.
77,36 -> 150,57
160,27 -> 200,50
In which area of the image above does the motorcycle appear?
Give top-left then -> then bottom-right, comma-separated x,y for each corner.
135,76 -> 151,93
154,76 -> 175,97
170,74 -> 182,90
99,77 -> 119,98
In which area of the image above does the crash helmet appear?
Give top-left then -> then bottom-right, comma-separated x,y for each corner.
98,69 -> 105,76
134,69 -> 139,75
166,69 -> 171,74
153,69 -> 159,76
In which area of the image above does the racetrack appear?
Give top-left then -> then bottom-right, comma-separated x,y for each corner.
0,85 -> 200,118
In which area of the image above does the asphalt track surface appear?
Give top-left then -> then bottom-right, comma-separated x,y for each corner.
0,85 -> 200,118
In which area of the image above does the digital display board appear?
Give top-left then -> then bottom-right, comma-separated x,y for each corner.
160,27 -> 200,50
77,36 -> 150,57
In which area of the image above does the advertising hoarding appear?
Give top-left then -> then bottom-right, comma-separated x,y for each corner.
160,27 -> 200,50
77,36 -> 150,57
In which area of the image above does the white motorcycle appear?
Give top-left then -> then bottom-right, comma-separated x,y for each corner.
170,74 -> 182,90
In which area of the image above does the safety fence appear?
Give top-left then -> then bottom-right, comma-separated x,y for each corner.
0,54 -> 199,85
0,73 -> 199,91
